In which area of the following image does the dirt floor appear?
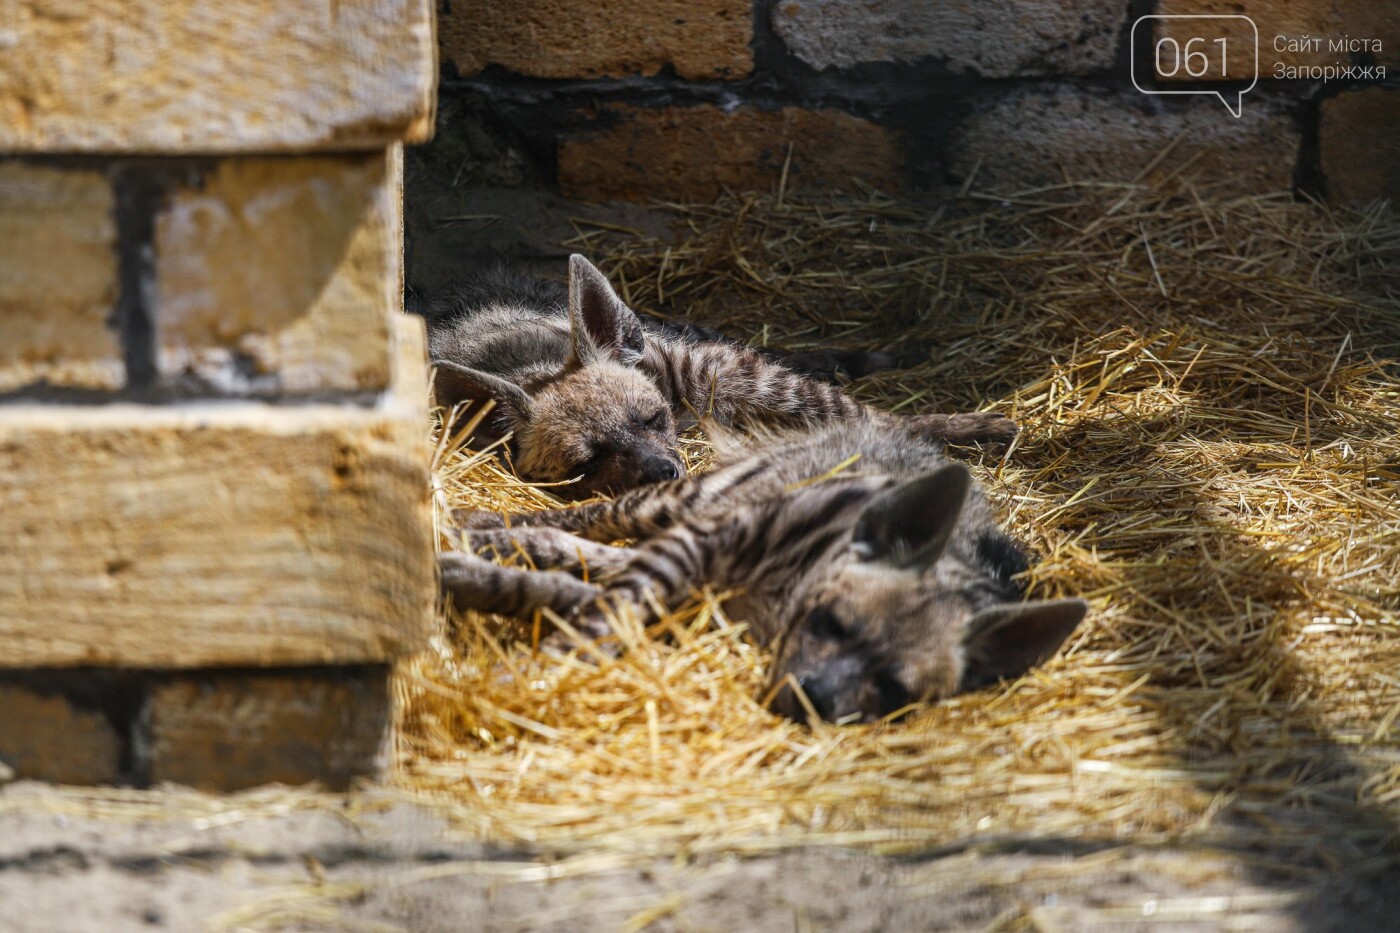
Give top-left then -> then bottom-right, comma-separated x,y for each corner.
4,779 -> 1399,933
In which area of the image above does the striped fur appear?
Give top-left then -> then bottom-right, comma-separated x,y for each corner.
442,421 -> 1086,723
419,255 -> 1017,499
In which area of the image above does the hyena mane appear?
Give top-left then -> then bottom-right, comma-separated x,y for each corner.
417,255 -> 1017,500
442,420 -> 1087,724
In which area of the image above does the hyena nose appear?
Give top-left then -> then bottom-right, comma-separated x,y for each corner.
797,675 -> 836,722
640,457 -> 681,484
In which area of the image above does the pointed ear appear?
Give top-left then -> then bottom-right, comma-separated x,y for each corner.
431,359 -> 533,423
852,464 -> 970,568
567,254 -> 646,367
960,598 -> 1088,690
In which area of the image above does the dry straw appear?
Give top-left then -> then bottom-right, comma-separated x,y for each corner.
398,177 -> 1400,873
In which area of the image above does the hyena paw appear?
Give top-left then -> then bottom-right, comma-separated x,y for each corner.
908,411 -> 1018,446
946,411 -> 1019,445
454,509 -> 507,530
437,551 -> 497,608
539,606 -> 620,659
464,528 -> 519,559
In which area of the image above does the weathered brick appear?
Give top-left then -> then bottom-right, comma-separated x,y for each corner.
1157,1 -> 1399,74
0,0 -> 435,153
147,668 -> 390,791
1321,89 -> 1400,209
155,149 -> 402,394
440,0 -> 752,80
559,105 -> 901,203
771,0 -> 1124,76
947,87 -> 1298,193
0,316 -> 435,670
0,684 -> 121,785
0,163 -> 122,393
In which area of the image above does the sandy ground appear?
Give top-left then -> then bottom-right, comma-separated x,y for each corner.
3,780 -> 1398,932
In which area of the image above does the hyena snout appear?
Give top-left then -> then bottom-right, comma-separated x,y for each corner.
639,456 -> 681,484
771,654 -> 898,724
579,444 -> 684,497
607,444 -> 683,491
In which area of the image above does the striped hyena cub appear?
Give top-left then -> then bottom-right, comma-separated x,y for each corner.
420,255 -> 1016,499
441,420 -> 1086,723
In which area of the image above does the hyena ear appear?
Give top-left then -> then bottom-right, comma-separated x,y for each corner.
959,599 -> 1088,691
431,359 -> 534,424
567,254 -> 646,367
852,464 -> 970,568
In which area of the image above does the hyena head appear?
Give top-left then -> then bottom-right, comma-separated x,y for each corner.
438,256 -> 682,500
769,464 -> 1088,724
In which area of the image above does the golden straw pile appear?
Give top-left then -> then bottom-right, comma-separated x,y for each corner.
397,178 -> 1400,871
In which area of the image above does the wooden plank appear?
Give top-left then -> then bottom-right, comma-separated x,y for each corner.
148,667 -> 391,791
0,163 -> 121,393
0,0 -> 436,153
0,316 -> 435,668
154,149 -> 403,395
0,683 -> 122,785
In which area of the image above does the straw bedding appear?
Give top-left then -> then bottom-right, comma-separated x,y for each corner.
396,176 -> 1400,871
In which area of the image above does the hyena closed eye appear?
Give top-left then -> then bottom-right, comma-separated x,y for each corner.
441,421 -> 1086,724
418,255 -> 1017,499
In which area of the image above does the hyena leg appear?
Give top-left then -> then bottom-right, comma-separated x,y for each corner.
439,551 -> 602,618
901,410 -> 1018,446
455,471 -> 709,543
466,526 -> 637,578
470,511 -> 768,654
569,512 -> 764,637
779,347 -> 928,382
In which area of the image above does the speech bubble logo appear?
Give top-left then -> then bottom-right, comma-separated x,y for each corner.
1131,15 -> 1259,118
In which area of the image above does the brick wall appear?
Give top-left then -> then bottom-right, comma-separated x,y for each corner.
410,0 -> 1397,285
0,1 -> 438,790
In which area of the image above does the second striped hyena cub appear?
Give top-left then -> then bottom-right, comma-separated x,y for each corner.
441,420 -> 1086,723
420,255 -> 1017,499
